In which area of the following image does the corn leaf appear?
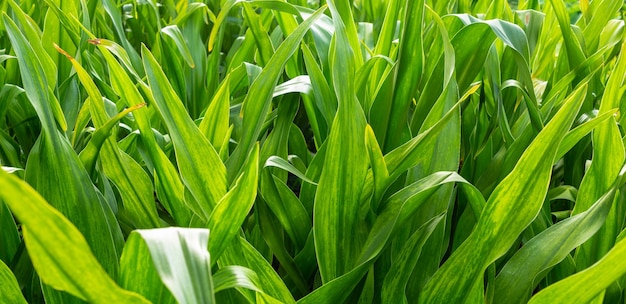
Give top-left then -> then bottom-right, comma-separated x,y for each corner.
225,5 -> 327,182
313,1 -> 368,283
121,228 -> 214,304
3,13 -> 123,283
207,144 -> 259,263
419,84 -> 588,303
94,41 -> 193,226
0,170 -> 149,303
143,45 -> 226,218
0,259 -> 27,304
529,224 -> 626,303
56,45 -> 160,229
494,169 -> 624,303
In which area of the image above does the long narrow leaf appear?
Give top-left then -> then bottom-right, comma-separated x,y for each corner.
142,45 -> 226,217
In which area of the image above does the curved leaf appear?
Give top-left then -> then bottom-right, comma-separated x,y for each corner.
0,259 -> 27,304
0,170 -> 149,303
122,228 -> 213,304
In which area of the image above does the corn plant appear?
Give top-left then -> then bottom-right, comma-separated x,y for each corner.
1,0 -> 626,303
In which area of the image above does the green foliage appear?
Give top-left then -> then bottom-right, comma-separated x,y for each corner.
1,0 -> 625,303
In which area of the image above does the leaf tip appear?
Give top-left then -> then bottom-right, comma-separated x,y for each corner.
54,43 -> 73,61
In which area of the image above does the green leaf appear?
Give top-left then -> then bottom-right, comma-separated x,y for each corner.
580,0 -> 622,53
367,0 -> 402,100
219,237 -> 296,304
0,170 -> 149,303
573,38 -> 626,268
301,43 -> 335,141
494,171 -> 623,303
381,214 -> 445,304
122,228 -> 214,304
143,45 -> 227,218
0,259 -> 27,304
119,232 -> 176,304
213,266 -> 262,293
199,75 -> 231,155
528,224 -> 626,303
100,0 -> 143,73
225,5 -> 328,182
207,144 -> 259,263
359,172 -> 484,265
556,109 -> 618,160
313,1 -> 368,283
5,0 -> 57,90
241,2 -> 274,66
384,89 -> 474,180
301,190 -> 454,304
364,124 -> 389,211
55,44 -> 160,229
0,200 -> 19,264
549,0 -> 587,70
3,13 -> 123,284
297,262 -> 370,304
264,155 -> 317,185
160,25 -> 195,68
259,169 -> 312,254
383,0 -> 425,151
419,84 -> 588,303
94,41 -> 192,226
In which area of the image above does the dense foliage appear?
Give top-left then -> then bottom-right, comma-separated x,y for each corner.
1,0 -> 626,303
